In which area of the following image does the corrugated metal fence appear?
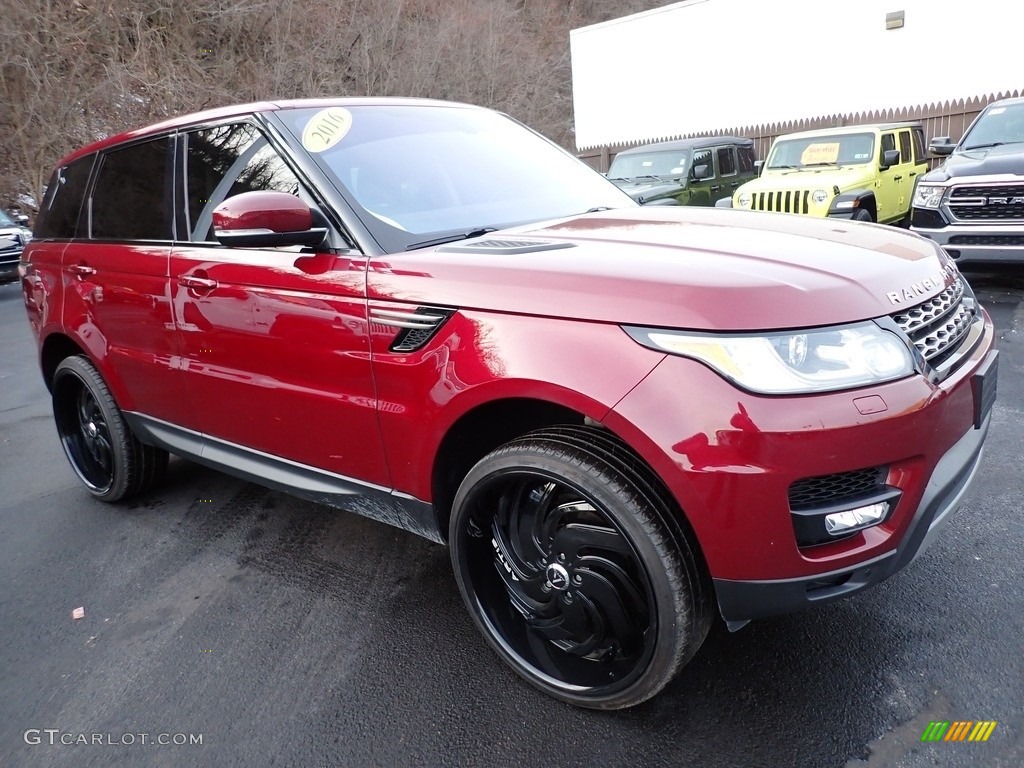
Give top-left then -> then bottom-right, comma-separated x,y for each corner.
577,90 -> 1023,172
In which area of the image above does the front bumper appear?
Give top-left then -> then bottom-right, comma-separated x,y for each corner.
913,221 -> 1024,265
605,317 -> 997,624
713,402 -> 990,625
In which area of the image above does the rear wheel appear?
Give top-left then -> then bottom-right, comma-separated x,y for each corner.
52,355 -> 168,501
449,426 -> 711,709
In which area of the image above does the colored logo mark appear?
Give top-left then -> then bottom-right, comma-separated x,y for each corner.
921,721 -> 997,742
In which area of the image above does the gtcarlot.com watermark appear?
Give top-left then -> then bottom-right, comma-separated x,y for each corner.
24,729 -> 203,746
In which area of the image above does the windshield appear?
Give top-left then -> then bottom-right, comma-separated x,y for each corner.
960,102 -> 1024,149
607,150 -> 690,179
276,104 -> 634,252
767,132 -> 875,169
0,210 -> 14,226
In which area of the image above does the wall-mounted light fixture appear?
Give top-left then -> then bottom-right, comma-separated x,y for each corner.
886,10 -> 905,29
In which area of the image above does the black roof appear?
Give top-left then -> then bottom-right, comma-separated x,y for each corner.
614,136 -> 754,155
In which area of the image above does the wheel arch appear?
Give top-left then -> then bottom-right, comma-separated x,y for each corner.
430,396 -> 587,539
828,189 -> 877,221
40,332 -> 88,393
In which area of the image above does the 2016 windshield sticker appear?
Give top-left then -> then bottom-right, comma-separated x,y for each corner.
302,108 -> 352,153
801,142 -> 840,165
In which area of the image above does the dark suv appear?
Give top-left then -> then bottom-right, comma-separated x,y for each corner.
607,136 -> 756,206
0,209 -> 31,284
20,99 -> 997,709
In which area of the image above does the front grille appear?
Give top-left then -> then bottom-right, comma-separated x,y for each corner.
752,190 -> 810,214
0,233 -> 22,252
789,466 -> 887,510
890,279 -> 976,365
948,234 -> 1024,247
948,184 -> 1024,221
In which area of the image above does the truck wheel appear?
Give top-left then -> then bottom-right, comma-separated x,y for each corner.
52,355 -> 168,501
449,426 -> 711,709
854,208 -> 873,222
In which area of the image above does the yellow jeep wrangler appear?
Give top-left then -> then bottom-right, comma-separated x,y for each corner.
725,122 -> 928,224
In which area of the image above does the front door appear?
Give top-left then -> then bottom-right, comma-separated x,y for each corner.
169,122 -> 389,487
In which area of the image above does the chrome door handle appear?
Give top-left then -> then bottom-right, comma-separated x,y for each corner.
178,275 -> 218,290
68,264 -> 96,277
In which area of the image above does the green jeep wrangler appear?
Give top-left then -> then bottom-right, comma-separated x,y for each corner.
607,136 -> 757,207
724,122 -> 928,224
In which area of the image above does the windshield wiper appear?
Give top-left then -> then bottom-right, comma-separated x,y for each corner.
406,228 -> 497,251
802,161 -> 838,167
770,164 -> 802,170
962,141 -> 1023,150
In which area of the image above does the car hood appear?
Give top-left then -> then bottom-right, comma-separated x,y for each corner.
610,178 -> 685,203
921,142 -> 1024,182
740,166 -> 875,193
367,207 -> 956,331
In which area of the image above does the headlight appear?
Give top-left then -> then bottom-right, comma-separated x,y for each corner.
913,184 -> 945,209
737,192 -> 752,208
624,321 -> 914,395
811,189 -> 829,205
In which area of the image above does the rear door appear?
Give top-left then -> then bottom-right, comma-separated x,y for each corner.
60,137 -> 188,423
715,145 -> 739,205
895,129 -> 917,220
169,121 -> 389,486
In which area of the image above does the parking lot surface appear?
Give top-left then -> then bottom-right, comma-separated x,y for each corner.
1,271 -> 1021,768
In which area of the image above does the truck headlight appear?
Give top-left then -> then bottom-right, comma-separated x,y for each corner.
811,189 -> 829,205
624,321 -> 914,395
737,192 -> 752,208
913,184 -> 945,209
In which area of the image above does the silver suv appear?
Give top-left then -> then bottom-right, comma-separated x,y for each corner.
911,97 -> 1024,266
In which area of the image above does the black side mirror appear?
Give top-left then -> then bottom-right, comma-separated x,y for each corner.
881,149 -> 900,170
754,160 -> 764,176
929,136 -> 955,156
691,164 -> 711,181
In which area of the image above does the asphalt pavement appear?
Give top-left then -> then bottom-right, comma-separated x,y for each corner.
0,270 -> 1021,768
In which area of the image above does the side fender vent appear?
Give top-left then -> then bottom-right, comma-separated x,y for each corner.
369,306 -> 456,353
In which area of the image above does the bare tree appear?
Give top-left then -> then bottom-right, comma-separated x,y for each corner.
0,0 -> 665,215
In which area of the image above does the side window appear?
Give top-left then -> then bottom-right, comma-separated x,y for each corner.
91,138 -> 174,240
184,123 -> 302,242
737,145 -> 755,174
34,155 -> 94,239
911,128 -> 926,164
717,147 -> 737,176
692,149 -> 714,179
880,133 -> 896,163
898,131 -> 912,166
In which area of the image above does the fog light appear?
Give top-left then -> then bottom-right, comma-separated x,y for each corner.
824,502 -> 889,535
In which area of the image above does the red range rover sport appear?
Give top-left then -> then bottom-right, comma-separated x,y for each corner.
20,99 -> 997,709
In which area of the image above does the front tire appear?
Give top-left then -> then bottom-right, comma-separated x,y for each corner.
52,355 -> 168,501
853,208 -> 873,222
449,426 -> 711,709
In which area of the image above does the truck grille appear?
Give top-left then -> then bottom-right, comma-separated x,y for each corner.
947,234 -> 1024,247
890,279 -> 976,365
751,190 -> 810,214
947,184 -> 1024,221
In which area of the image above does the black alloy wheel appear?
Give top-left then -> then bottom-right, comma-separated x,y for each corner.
450,426 -> 711,709
52,355 -> 168,501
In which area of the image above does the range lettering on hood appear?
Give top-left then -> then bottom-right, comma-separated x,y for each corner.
886,264 -> 958,305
